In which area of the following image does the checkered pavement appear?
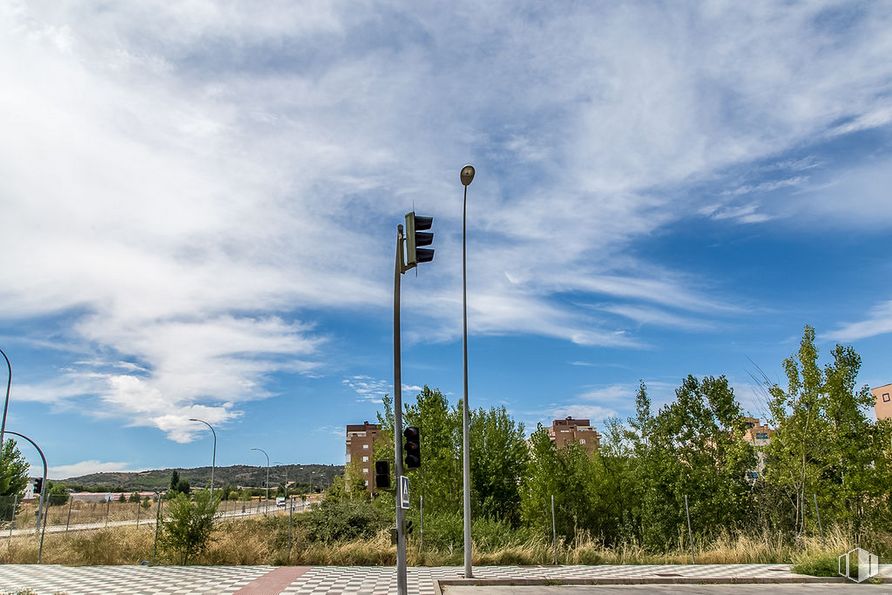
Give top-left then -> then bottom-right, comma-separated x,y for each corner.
0,563 -> 805,594
0,565 -> 273,595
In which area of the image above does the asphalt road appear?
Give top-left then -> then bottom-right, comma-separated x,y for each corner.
443,584 -> 891,594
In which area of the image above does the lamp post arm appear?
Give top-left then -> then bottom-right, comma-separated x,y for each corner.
0,347 -> 12,457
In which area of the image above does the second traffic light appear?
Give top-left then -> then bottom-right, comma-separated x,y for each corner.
375,460 -> 391,490
404,426 -> 421,469
404,212 -> 434,270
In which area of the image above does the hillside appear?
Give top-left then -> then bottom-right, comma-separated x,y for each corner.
56,464 -> 343,493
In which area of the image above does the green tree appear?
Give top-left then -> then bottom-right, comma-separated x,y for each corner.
170,470 -> 180,492
469,405 -> 528,525
635,376 -> 755,549
160,490 -> 220,564
47,482 -> 70,506
764,325 -> 888,537
0,439 -> 30,499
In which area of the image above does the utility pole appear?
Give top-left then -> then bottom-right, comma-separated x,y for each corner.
393,211 -> 435,595
393,223 -> 408,595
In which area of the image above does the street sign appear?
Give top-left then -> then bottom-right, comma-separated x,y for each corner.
399,475 -> 410,509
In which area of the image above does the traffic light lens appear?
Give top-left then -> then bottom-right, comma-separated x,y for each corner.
416,248 -> 434,263
415,232 -> 433,247
414,216 -> 433,231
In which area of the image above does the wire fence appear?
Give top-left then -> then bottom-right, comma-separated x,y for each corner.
0,495 -> 316,535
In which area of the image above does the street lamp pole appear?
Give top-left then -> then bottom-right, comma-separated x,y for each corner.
251,448 -> 270,513
7,431 -> 47,563
0,347 -> 12,458
189,419 -> 216,499
460,164 -> 475,578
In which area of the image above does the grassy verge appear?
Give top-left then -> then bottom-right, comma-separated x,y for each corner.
0,518 -> 879,568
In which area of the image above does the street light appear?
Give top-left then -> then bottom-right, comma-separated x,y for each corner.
6,431 -> 47,563
250,448 -> 270,513
460,164 -> 475,578
0,347 -> 12,458
189,418 -> 216,499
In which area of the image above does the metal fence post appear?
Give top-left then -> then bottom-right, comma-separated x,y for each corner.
152,495 -> 162,564
136,499 -> 141,528
685,494 -> 695,563
105,498 -> 111,528
420,495 -> 424,553
65,497 -> 73,533
551,494 -> 557,565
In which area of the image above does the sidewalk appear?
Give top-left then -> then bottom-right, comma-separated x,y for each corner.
0,563 -> 844,595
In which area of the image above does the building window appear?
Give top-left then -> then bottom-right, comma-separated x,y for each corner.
363,467 -> 369,474
364,480 -> 369,486
756,432 -> 769,440
362,456 -> 369,462
579,439 -> 586,445
884,393 -> 890,403
362,444 -> 369,449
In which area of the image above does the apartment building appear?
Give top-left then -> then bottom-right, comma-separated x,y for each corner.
742,417 -> 773,480
548,416 -> 600,454
872,384 -> 892,421
345,421 -> 380,491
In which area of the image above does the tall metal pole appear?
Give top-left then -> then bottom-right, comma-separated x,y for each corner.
6,431 -> 47,563
460,164 -> 475,578
394,224 -> 408,595
0,348 -> 12,460
251,448 -> 270,514
189,419 -> 216,499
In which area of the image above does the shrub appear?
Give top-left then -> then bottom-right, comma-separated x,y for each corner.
160,490 -> 220,564
305,497 -> 388,543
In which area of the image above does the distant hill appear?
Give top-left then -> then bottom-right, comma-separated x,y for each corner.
56,464 -> 343,493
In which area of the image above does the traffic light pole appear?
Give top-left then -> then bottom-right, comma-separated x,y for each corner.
393,224 -> 408,595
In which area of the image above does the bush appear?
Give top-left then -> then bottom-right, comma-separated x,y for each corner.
160,490 -> 220,564
305,497 -> 388,543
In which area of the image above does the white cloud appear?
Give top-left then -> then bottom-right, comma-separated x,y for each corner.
44,460 -> 134,480
578,384 -> 633,402
2,1 -> 892,439
826,301 -> 892,342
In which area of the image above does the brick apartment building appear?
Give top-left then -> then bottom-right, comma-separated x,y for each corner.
548,416 -> 600,454
872,384 -> 892,421
345,421 -> 380,491
742,417 -> 774,480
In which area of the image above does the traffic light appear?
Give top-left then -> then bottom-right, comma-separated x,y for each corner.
404,212 -> 434,270
404,426 -> 421,469
375,460 -> 391,490
33,478 -> 43,496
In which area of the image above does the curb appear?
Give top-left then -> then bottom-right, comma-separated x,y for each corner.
433,575 -> 846,593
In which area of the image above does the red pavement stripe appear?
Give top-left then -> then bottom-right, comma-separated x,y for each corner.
233,566 -> 310,595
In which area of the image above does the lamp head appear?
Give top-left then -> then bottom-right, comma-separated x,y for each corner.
460,164 -> 475,186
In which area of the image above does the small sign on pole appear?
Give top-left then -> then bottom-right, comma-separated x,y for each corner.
400,476 -> 410,510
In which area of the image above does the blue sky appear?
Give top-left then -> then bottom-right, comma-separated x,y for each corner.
2,1 -> 892,478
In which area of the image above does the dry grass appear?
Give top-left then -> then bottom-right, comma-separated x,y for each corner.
0,518 -> 878,572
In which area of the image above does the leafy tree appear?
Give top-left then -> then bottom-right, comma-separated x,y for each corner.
160,490 -> 220,564
764,326 -> 889,537
170,470 -> 180,492
118,493 -> 126,503
0,439 -> 30,500
128,491 -> 141,503
47,482 -> 70,506
469,405 -> 528,525
639,376 -> 756,548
